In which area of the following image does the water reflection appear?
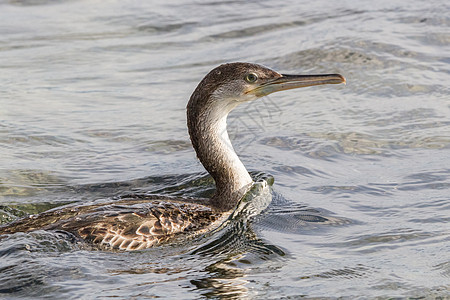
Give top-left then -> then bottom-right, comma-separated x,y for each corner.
191,260 -> 249,299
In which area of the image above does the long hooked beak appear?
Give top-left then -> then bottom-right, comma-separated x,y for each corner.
249,73 -> 346,97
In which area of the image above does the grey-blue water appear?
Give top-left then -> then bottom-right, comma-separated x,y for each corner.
1,0 -> 449,298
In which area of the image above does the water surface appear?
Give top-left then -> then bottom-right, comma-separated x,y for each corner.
1,0 -> 449,298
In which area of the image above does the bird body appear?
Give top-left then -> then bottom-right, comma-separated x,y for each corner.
0,63 -> 345,250
0,197 -> 225,251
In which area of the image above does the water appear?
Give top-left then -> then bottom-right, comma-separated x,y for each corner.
1,0 -> 449,298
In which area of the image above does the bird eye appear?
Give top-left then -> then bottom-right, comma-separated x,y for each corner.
245,73 -> 258,83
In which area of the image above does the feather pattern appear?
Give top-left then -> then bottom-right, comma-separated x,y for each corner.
0,199 -> 224,251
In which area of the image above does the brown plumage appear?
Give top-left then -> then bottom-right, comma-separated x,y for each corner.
0,197 -> 225,251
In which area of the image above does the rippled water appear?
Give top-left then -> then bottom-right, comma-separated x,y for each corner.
1,0 -> 449,298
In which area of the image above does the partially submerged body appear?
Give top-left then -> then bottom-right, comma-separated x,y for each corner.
0,197 -> 227,251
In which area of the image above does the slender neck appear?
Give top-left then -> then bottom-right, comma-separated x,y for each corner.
187,94 -> 253,211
